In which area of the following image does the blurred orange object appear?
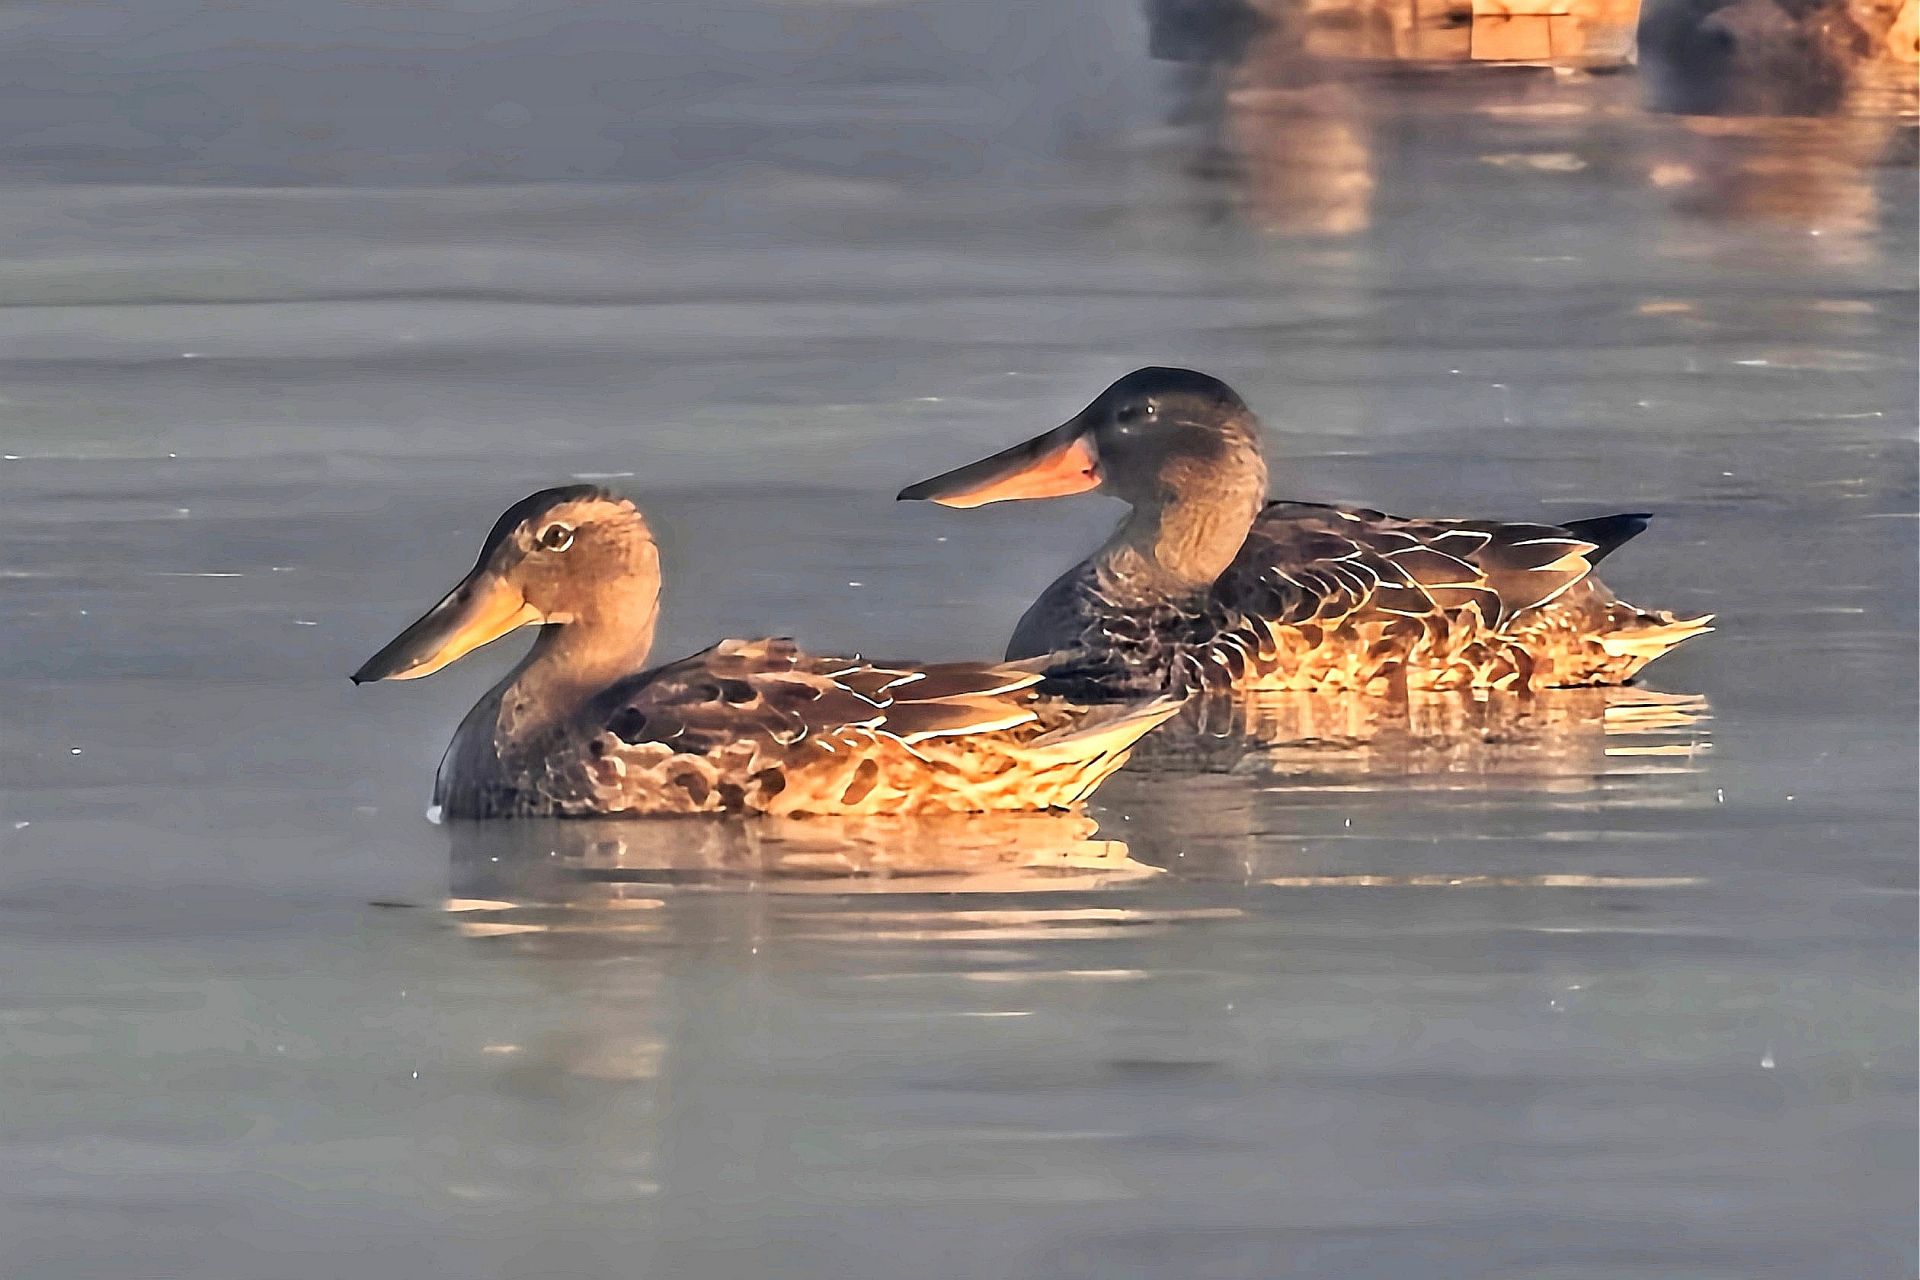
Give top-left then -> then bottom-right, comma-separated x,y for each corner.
1270,0 -> 1643,65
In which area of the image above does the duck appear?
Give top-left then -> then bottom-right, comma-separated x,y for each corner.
898,368 -> 1712,701
351,486 -> 1182,819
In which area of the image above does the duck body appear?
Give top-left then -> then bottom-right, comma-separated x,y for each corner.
436,636 -> 1178,818
901,368 -> 1711,701
355,486 -> 1178,819
1008,499 -> 1710,701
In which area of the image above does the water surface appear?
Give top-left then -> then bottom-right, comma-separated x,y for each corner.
0,3 -> 1915,1276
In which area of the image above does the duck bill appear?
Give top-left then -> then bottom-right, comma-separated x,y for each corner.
351,570 -> 542,684
897,419 -> 1100,509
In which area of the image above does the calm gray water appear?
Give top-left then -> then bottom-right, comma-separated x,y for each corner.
0,1 -> 1915,1275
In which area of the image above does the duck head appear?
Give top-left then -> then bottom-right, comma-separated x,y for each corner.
898,367 -> 1268,515
352,486 -> 660,685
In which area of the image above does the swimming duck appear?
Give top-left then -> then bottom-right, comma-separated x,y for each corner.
352,486 -> 1181,818
899,368 -> 1711,700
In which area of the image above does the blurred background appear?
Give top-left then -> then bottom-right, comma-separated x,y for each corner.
0,1 -> 1913,1277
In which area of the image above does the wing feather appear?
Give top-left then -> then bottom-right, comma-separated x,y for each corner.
1214,502 -> 1626,634
591,640 -> 1054,757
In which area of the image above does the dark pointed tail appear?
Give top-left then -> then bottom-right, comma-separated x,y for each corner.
1563,512 -> 1652,564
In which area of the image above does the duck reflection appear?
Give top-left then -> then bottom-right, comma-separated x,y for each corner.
1222,69 -> 1377,236
440,688 -> 1712,908
1645,114 -> 1910,263
1155,0 -> 1913,247
1125,686 -> 1711,777
445,810 -> 1159,922
1153,0 -> 1379,235
1094,686 -> 1714,877
1634,0 -> 1914,267
423,689 -> 1720,1225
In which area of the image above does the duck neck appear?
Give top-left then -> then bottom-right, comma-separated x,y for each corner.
1095,460 -> 1268,606
494,592 -> 659,756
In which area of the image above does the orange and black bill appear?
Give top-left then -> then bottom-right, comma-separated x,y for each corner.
897,419 -> 1100,508
351,569 -> 541,684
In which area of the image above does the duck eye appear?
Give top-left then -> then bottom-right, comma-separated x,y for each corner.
539,524 -> 574,552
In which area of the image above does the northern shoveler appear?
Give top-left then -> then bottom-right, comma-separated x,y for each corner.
353,486 -> 1180,817
900,368 -> 1711,700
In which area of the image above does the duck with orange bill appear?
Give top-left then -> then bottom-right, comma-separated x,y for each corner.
353,486 -> 1182,819
900,368 -> 1711,701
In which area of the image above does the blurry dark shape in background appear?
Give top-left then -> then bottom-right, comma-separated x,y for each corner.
1146,0 -> 1913,243
1148,0 -> 1916,107
1641,0 -> 1917,114
1150,0 -> 1645,72
1144,0 -> 1912,111
1151,0 -> 1273,62
1148,0 -> 1917,114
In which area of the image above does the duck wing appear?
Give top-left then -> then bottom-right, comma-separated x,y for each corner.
1215,501 -> 1644,634
589,637 -> 1050,755
553,637 -> 1177,816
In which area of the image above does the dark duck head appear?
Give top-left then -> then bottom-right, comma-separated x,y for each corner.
900,367 -> 1271,598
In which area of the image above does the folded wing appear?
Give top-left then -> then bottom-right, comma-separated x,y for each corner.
593,638 -> 1052,755
1214,501 -> 1635,635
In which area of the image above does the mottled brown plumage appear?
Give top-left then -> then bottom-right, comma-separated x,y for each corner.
900,368 -> 1712,700
353,486 -> 1180,819
1186,501 -> 1714,696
